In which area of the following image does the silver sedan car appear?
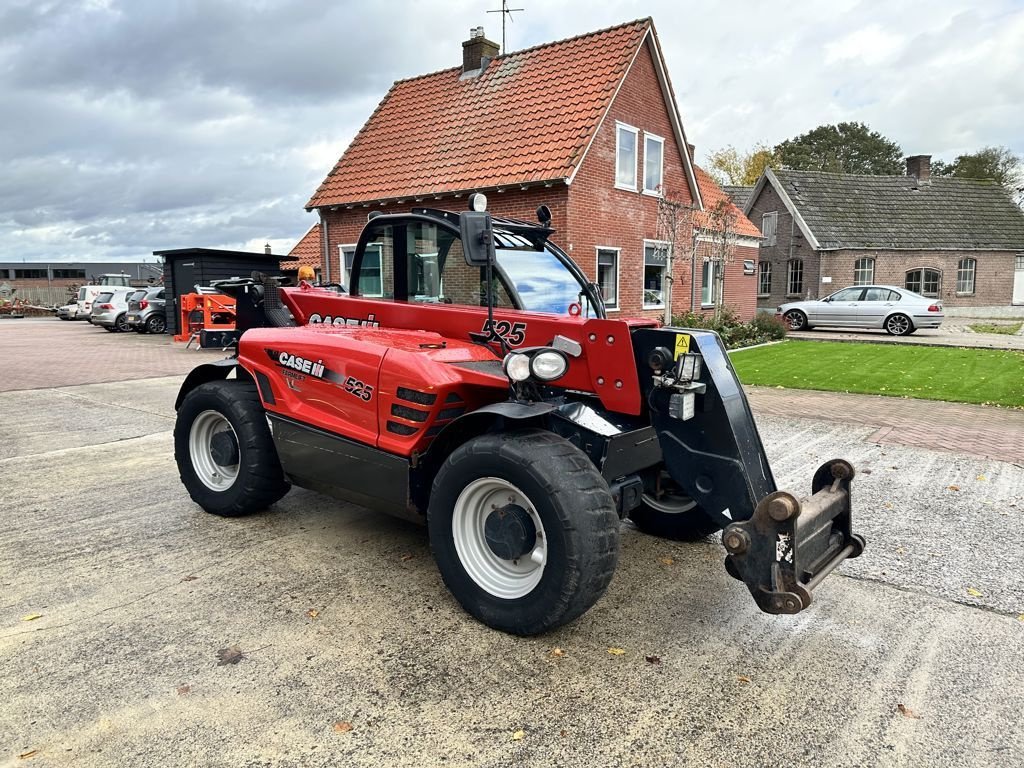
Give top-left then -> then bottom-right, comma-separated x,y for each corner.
777,285 -> 944,336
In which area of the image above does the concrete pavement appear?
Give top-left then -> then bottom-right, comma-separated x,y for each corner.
1,318 -> 1023,767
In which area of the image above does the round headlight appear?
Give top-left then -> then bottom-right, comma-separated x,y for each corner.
503,352 -> 532,382
530,350 -> 568,381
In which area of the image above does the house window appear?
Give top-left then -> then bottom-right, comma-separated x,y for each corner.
643,133 -> 664,194
757,261 -> 771,296
1017,254 -> 1024,271
787,259 -> 804,295
853,257 -> 875,285
14,269 -> 47,279
701,260 -> 719,306
956,258 -> 976,294
761,212 -> 778,246
643,240 -> 668,308
53,269 -> 86,279
615,123 -> 638,190
340,244 -> 357,288
596,248 -> 619,310
359,243 -> 384,297
905,268 -> 940,297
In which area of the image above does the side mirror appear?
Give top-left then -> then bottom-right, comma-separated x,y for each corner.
460,211 -> 496,267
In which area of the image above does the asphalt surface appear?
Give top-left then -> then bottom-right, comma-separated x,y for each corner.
1,320 -> 1023,767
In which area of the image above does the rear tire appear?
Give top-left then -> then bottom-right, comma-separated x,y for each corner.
784,310 -> 808,331
114,313 -> 129,332
146,314 -> 166,334
174,380 -> 290,516
885,313 -> 913,336
428,430 -> 619,635
630,471 -> 721,541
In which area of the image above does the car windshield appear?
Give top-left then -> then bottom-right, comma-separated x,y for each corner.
493,235 -> 585,315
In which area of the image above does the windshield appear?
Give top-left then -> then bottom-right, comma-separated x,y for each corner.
493,237 -> 586,315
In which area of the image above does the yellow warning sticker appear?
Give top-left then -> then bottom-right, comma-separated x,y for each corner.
674,334 -> 690,359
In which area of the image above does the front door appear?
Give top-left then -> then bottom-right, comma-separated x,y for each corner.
1014,254 -> 1024,305
813,287 -> 863,325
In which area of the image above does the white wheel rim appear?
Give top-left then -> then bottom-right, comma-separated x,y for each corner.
452,477 -> 546,599
189,410 -> 240,491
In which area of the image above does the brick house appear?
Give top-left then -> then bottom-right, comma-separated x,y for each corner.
303,19 -> 760,320
745,157 -> 1024,311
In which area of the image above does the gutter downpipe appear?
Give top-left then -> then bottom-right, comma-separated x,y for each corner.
319,209 -> 330,284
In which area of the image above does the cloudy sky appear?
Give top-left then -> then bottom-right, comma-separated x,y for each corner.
3,0 -> 1022,263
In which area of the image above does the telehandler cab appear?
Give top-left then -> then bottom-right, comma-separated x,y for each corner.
174,195 -> 864,635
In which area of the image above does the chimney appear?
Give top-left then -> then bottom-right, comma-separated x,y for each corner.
462,26 -> 499,74
264,242 -> 271,255
905,155 -> 931,183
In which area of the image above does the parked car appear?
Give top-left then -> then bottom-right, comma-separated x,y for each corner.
56,301 -> 80,320
777,285 -> 944,336
125,287 -> 167,334
90,289 -> 133,332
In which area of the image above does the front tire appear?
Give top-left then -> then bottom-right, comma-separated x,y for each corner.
784,310 -> 808,331
428,430 -> 619,635
885,313 -> 913,336
174,380 -> 290,516
630,471 -> 721,541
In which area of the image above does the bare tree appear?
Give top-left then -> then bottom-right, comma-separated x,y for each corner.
655,192 -> 696,325
697,199 -> 739,321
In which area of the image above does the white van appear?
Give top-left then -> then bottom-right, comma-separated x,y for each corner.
77,274 -> 134,319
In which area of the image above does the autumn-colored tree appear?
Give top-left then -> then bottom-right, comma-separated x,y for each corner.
707,144 -> 780,186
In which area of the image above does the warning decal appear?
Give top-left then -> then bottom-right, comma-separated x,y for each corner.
674,334 -> 691,359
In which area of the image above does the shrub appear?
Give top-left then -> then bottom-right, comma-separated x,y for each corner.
670,308 -> 786,349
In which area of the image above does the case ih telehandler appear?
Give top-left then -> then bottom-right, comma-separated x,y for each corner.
174,196 -> 864,635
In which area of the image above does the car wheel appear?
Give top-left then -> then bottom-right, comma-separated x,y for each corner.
885,313 -> 913,336
428,429 -> 620,635
114,313 -> 129,332
103,325 -> 117,332
146,314 -> 167,334
629,471 -> 721,541
784,309 -> 808,331
174,380 -> 290,516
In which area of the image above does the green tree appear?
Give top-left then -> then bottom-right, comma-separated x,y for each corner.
774,122 -> 903,175
707,144 -> 780,186
932,146 -> 1022,188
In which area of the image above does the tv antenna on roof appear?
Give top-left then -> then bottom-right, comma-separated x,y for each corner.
487,0 -> 524,53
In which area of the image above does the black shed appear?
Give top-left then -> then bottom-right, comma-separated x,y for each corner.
154,247 -> 296,335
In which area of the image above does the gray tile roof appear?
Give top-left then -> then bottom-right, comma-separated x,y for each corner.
723,185 -> 753,209
771,169 -> 1024,250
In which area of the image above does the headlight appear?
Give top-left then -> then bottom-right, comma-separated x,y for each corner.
503,352 -> 532,382
530,350 -> 568,381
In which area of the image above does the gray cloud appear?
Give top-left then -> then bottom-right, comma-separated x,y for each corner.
2,0 -> 1021,263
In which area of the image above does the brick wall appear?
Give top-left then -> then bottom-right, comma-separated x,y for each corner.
746,181 -> 818,309
566,38 -> 697,322
821,249 -> 1018,306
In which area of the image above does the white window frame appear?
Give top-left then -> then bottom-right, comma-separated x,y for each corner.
956,258 -> 976,294
761,212 -> 778,246
757,261 -> 771,296
595,246 -> 620,311
642,239 -> 669,309
642,132 -> 664,195
701,259 -> 719,307
853,257 -> 875,285
339,243 -> 357,288
615,123 -> 639,191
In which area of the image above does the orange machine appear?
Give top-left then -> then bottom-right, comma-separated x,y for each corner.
174,292 -> 237,345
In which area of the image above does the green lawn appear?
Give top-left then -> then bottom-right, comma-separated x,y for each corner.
729,341 -> 1024,408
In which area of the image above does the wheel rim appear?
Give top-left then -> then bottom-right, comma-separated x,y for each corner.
887,315 -> 909,334
150,316 -> 166,333
189,410 -> 240,491
786,311 -> 804,330
452,477 -> 546,599
642,472 -> 698,514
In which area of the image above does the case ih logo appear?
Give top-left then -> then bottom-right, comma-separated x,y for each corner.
308,313 -> 380,328
264,349 -> 373,402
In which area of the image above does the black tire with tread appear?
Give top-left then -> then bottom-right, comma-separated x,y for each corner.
146,314 -> 167,334
885,313 -> 913,336
629,494 -> 721,542
427,429 -> 620,635
114,313 -> 129,332
174,380 -> 290,516
784,309 -> 808,331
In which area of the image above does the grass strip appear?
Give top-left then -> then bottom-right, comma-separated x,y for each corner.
730,340 -> 1024,408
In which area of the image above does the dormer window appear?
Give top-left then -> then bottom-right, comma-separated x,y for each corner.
615,123 -> 638,190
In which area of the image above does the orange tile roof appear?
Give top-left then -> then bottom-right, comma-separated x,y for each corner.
307,19 -> 653,208
282,223 -> 321,271
693,165 -> 762,239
